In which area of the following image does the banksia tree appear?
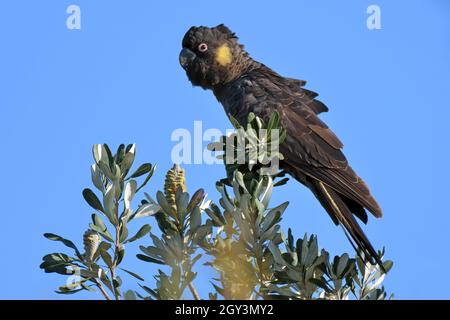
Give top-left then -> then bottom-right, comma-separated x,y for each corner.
40,144 -> 156,299
41,113 -> 392,300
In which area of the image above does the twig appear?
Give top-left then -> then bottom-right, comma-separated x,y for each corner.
110,224 -> 121,300
188,281 -> 201,300
93,279 -> 111,300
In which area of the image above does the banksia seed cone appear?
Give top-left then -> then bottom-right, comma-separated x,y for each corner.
83,229 -> 101,262
164,164 -> 186,211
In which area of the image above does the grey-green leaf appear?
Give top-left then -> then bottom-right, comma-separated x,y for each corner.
190,206 -> 201,232
82,188 -> 104,212
129,163 -> 152,179
124,224 -> 151,244
124,290 -> 137,300
43,233 -> 82,258
136,254 -> 165,265
120,268 -> 145,281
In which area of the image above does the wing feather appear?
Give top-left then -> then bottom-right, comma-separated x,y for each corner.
230,67 -> 382,218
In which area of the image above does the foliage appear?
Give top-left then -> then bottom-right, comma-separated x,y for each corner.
135,164 -> 209,300
41,113 -> 393,300
40,144 -> 156,299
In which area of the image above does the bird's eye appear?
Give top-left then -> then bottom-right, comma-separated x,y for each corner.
198,43 -> 208,53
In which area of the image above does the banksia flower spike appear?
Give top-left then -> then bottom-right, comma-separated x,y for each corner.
164,164 -> 186,211
83,229 -> 101,262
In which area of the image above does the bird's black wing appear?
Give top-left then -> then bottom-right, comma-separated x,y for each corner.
223,66 -> 383,266
236,67 -> 382,216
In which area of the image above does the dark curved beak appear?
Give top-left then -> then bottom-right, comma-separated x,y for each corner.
179,48 -> 196,70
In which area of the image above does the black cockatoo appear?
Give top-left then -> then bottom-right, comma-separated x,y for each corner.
179,24 -> 383,267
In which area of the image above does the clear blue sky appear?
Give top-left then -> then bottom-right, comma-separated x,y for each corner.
0,1 -> 449,299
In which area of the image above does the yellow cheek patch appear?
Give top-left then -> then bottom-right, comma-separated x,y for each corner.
215,44 -> 232,66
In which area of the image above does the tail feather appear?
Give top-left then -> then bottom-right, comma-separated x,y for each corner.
284,165 -> 384,269
314,181 -> 384,269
